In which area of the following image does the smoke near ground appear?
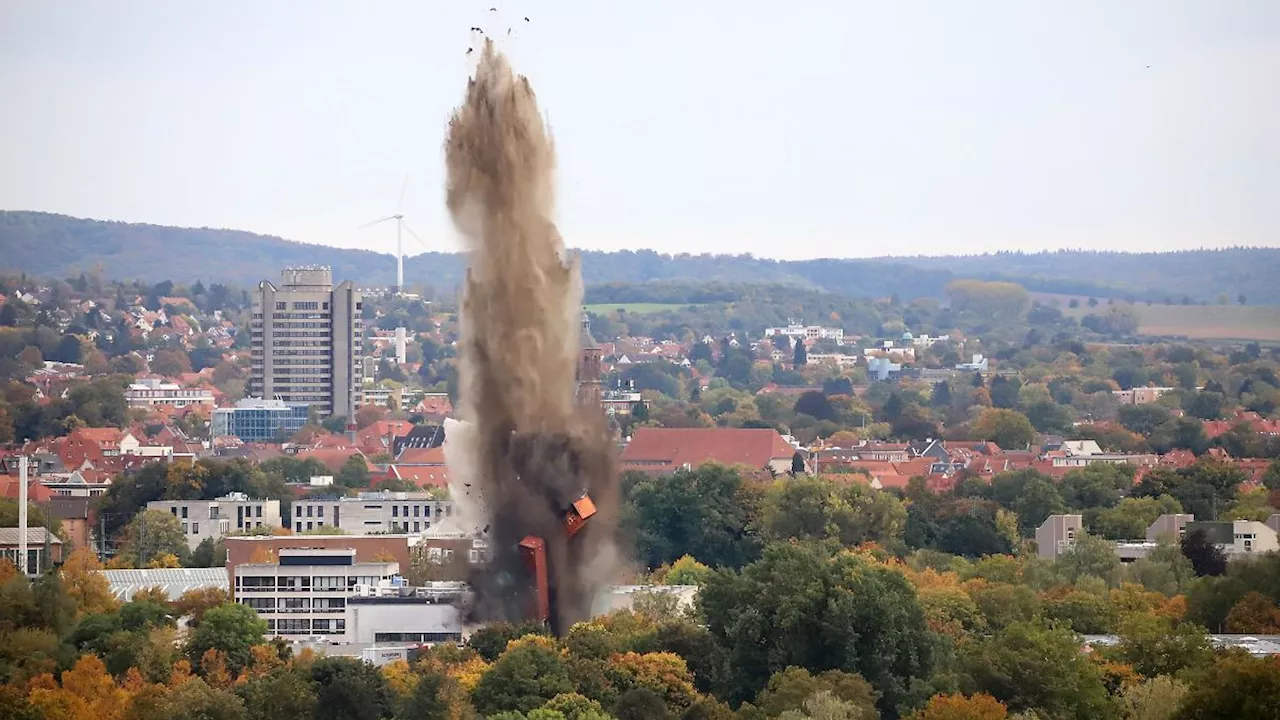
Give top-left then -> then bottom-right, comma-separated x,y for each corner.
444,39 -> 620,635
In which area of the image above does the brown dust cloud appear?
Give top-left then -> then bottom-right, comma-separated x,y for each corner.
443,39 -> 621,635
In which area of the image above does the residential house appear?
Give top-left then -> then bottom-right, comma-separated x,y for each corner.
621,427 -> 799,475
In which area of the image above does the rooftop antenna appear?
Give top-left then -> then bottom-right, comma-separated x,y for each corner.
361,175 -> 426,294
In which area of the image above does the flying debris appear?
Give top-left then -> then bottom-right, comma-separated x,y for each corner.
471,26 -> 484,33
524,16 -> 530,22
467,48 -> 474,55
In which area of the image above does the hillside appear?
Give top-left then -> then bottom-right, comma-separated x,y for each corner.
3,210 -> 1279,303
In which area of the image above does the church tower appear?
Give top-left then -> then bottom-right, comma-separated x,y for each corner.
575,311 -> 603,408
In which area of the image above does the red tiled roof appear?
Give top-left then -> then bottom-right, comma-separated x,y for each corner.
622,428 -> 796,473
0,476 -> 55,503
385,465 -> 450,488
396,446 -> 446,466
295,447 -> 374,473
357,420 -> 415,454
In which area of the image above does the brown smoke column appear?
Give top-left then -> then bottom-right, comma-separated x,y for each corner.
444,40 -> 620,635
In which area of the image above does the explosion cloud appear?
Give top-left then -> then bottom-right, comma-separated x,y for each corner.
444,40 -> 620,635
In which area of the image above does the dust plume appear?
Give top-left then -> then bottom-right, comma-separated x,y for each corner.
444,39 -> 620,635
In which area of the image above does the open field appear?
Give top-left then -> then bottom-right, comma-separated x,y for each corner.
584,302 -> 704,315
1035,294 -> 1280,342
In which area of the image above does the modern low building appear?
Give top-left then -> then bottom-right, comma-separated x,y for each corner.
1036,514 -> 1083,560
234,547 -> 403,640
124,378 -> 216,408
345,580 -> 467,645
1185,520 -> 1280,556
211,398 -> 311,442
147,493 -> 282,550
289,492 -> 452,535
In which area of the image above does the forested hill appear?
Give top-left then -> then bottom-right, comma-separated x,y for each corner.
4,210 -> 1279,303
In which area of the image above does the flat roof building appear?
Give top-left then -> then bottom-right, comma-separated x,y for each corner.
249,266 -> 363,419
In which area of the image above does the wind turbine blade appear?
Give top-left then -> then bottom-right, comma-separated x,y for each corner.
398,174 -> 409,212
402,222 -> 430,252
359,215 -> 398,228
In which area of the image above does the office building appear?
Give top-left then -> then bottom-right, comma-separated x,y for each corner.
249,266 -> 363,419
124,378 -> 216,408
147,493 -> 282,551
235,548 -> 395,639
211,398 -> 311,442
290,491 -> 451,534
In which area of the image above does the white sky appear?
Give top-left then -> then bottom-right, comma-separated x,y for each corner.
1,1 -> 1277,260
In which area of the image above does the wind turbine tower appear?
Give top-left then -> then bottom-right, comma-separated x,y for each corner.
362,176 -> 426,295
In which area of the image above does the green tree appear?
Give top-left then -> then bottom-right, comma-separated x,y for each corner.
754,667 -> 879,718
186,602 -> 268,674
336,454 -> 371,489
964,620 -> 1112,719
472,638 -> 575,716
794,341 -> 808,367
624,463 -> 762,570
236,668 -> 317,720
311,656 -> 394,720
1055,533 -> 1120,584
1111,614 -> 1214,679
1116,675 -> 1186,720
396,671 -> 450,720
760,476 -> 906,548
974,409 -> 1035,450
661,555 -> 712,586
1180,528 -> 1228,577
121,509 -> 190,566
161,676 -> 248,720
700,543 -> 934,713
1172,653 -> 1280,720
1092,496 -> 1183,541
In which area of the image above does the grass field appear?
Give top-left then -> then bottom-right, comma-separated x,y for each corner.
584,302 -> 703,315
1035,294 -> 1280,342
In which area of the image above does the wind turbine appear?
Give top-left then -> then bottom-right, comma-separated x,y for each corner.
361,176 -> 426,294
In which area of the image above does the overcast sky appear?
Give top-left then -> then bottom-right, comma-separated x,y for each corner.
1,1 -> 1277,260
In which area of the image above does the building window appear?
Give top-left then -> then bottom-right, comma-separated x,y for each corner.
295,522 -> 302,532
413,505 -> 420,517
295,506 -> 303,517
306,522 -> 313,531
182,523 -> 189,534
276,302 -> 287,310
317,506 -> 324,517
192,522 -> 198,534
181,506 -> 188,519
413,522 -> 420,532
392,506 -> 398,517
256,506 -> 263,518
306,506 -> 313,518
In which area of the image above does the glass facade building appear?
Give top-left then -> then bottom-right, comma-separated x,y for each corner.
211,399 -> 311,442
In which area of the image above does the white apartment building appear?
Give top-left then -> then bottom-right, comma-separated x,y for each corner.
124,378 -> 216,408
147,493 -> 282,551
765,321 -> 845,344
290,491 -> 452,535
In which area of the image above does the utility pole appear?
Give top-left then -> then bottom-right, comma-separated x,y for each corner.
18,455 -> 28,575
